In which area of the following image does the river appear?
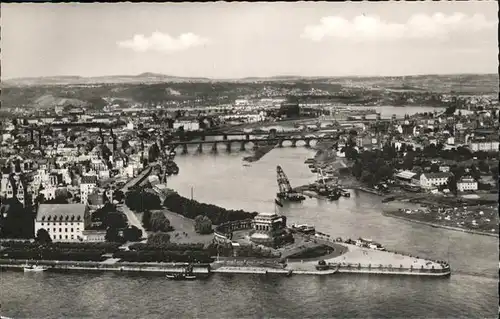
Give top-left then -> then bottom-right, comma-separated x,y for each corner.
2,146 -> 498,318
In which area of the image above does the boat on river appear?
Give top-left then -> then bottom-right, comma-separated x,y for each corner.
23,263 -> 48,272
166,273 -> 197,280
291,224 -> 316,234
328,191 -> 342,201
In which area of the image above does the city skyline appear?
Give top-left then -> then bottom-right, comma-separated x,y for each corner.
2,2 -> 498,79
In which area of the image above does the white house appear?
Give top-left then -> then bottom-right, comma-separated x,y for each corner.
82,229 -> 106,242
469,139 -> 499,152
80,175 -> 97,204
457,176 -> 478,192
420,172 -> 452,189
35,204 -> 90,242
173,120 -> 199,131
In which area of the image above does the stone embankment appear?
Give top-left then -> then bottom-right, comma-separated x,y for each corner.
0,259 -> 210,274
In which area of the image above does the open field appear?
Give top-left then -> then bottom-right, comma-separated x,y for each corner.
156,209 -> 214,245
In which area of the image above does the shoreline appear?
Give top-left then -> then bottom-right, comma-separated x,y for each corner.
382,211 -> 499,238
0,258 -> 450,277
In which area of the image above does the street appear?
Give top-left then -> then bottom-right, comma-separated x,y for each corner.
118,204 -> 148,240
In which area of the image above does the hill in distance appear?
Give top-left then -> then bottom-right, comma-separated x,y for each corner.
2,73 -> 497,92
2,73 -> 212,87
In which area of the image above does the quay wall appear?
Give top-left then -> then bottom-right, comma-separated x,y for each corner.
383,211 -> 499,238
0,259 -> 210,274
333,263 -> 450,276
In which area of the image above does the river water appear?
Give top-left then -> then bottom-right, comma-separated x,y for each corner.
1,107 -> 498,319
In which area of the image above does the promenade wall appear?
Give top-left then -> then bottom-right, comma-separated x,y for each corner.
0,259 -> 210,274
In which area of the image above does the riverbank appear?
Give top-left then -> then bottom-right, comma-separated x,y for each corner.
382,211 -> 499,238
1,255 -> 450,277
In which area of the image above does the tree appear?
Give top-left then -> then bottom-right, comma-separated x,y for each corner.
447,176 -> 457,195
125,190 -> 161,212
148,143 -> 161,162
147,232 -> 171,245
123,225 -> 143,242
149,212 -> 171,232
105,228 -> 124,243
430,163 -> 440,173
114,190 -> 125,203
142,210 -> 152,230
194,215 -> 213,234
36,228 -> 52,244
103,212 -> 128,229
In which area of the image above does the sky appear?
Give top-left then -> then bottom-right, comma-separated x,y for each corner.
1,2 -> 498,79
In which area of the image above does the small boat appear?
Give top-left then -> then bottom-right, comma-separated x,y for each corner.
166,273 -> 197,280
339,189 -> 350,197
277,192 -> 305,202
243,163 -> 251,167
291,224 -> 316,234
23,263 -> 48,272
328,192 -> 342,201
304,158 -> 316,164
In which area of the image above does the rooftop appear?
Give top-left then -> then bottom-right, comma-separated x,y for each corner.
422,172 -> 452,179
81,175 -> 98,184
36,204 -> 87,222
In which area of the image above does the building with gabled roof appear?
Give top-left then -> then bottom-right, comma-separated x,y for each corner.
420,172 -> 453,189
35,203 -> 90,242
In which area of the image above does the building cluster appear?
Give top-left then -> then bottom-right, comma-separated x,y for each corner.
0,118 -> 172,242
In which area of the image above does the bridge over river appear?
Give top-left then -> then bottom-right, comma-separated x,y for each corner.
169,135 -> 339,154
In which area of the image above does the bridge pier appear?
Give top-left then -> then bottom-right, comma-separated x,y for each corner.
225,142 -> 232,152
211,142 -> 218,153
240,141 -> 246,151
291,140 -> 297,148
197,143 -> 203,153
182,144 -> 188,155
201,135 -> 206,141
305,139 -> 311,148
223,134 -> 228,141
278,140 -> 284,148
245,134 -> 250,141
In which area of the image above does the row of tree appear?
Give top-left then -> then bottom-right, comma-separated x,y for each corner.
104,226 -> 143,243
3,248 -> 107,262
163,193 -> 258,225
112,250 -> 214,263
125,190 -> 162,212
129,242 -> 206,251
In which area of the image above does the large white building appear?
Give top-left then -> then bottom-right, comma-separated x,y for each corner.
35,204 -> 90,242
468,138 -> 499,152
420,172 -> 453,189
457,176 -> 478,192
